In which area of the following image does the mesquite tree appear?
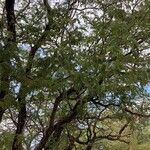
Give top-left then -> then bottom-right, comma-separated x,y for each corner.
0,0 -> 150,149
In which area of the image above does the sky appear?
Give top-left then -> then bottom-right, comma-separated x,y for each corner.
145,84 -> 150,93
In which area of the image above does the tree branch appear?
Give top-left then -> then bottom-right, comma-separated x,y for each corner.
36,95 -> 84,150
0,0 -> 16,122
5,0 -> 16,42
125,107 -> 150,118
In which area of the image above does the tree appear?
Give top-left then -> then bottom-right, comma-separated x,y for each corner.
0,0 -> 150,149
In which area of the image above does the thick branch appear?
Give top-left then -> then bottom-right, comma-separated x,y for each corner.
12,90 -> 27,150
5,0 -> 16,42
0,0 -> 16,122
36,98 -> 83,150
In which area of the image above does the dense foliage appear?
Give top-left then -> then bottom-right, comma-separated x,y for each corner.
0,0 -> 150,149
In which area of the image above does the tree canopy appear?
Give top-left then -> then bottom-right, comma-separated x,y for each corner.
0,0 -> 150,150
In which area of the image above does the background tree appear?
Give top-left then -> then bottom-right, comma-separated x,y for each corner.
0,0 -> 150,150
